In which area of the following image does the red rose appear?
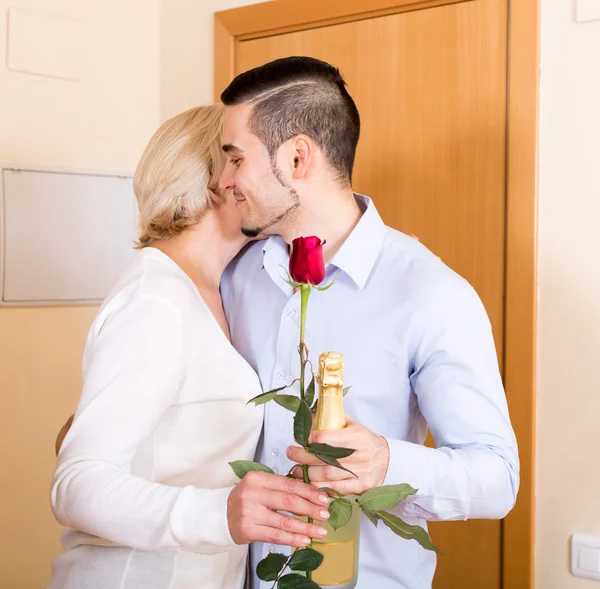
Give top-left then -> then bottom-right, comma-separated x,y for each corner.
289,236 -> 326,285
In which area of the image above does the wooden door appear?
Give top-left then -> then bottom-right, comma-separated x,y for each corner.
220,1 -> 509,587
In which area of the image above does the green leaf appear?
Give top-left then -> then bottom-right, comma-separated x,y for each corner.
273,394 -> 301,413
318,486 -> 343,498
342,386 -> 352,397
328,498 -> 353,530
229,460 -> 274,479
294,400 -> 312,447
278,573 -> 321,589
305,376 -> 316,408
375,511 -> 441,554
248,391 -> 277,406
257,552 -> 288,581
308,442 -> 356,459
309,451 -> 357,478
248,385 -> 287,406
357,484 -> 418,512
288,548 -> 324,572
362,508 -> 380,527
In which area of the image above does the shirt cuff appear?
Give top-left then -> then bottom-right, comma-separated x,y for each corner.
170,486 -> 236,552
382,437 -> 434,495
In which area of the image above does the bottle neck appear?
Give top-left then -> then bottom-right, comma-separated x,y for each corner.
314,384 -> 346,431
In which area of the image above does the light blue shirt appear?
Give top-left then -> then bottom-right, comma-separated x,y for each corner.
221,195 -> 519,589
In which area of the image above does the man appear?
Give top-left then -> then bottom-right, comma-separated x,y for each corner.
218,56 -> 519,588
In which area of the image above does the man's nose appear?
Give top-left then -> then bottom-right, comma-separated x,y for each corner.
218,167 -> 234,191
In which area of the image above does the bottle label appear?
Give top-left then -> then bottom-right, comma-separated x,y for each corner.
312,537 -> 356,586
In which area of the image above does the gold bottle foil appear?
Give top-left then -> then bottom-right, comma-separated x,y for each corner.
314,352 -> 346,432
312,352 -> 359,587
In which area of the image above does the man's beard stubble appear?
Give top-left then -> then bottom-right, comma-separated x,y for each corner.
240,198 -> 299,237
240,162 -> 300,238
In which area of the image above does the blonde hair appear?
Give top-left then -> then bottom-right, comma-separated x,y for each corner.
133,105 -> 225,248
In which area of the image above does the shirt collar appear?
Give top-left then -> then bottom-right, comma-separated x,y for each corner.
262,194 -> 386,290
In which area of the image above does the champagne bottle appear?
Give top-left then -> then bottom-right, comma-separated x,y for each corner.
312,352 -> 360,589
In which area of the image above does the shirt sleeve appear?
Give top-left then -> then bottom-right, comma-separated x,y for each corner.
51,293 -> 236,553
382,277 -> 520,521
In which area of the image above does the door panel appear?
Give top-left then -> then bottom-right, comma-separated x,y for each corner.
235,2 -> 508,587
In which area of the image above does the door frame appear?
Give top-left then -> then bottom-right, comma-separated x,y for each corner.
214,1 -> 539,588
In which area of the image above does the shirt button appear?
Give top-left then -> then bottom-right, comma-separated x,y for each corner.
272,466 -> 279,474
287,309 -> 296,317
278,371 -> 286,379
272,448 -> 279,456
268,544 -> 275,552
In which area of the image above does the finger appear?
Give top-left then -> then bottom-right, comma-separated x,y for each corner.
251,525 -> 313,549
255,472 -> 330,506
310,465 -> 352,482
292,464 -> 350,482
262,510 -> 329,541
309,426 -> 358,446
267,490 -> 332,521
286,446 -> 325,465
311,478 -> 364,496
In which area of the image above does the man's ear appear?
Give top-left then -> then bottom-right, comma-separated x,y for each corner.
289,135 -> 314,180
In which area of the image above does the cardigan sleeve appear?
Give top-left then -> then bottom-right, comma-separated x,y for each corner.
51,294 -> 236,553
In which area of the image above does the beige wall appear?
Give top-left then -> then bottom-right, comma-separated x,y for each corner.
536,1 -> 600,588
0,1 -> 160,587
160,0 -> 267,122
160,0 -> 210,122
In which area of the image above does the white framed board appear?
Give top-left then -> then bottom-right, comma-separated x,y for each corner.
0,165 -> 138,306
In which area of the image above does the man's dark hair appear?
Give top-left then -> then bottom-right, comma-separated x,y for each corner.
221,56 -> 360,185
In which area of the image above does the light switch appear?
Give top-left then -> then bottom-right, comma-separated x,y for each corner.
572,534 -> 600,581
576,0 -> 600,23
580,546 -> 600,572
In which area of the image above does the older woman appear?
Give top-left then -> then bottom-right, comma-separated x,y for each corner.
47,105 -> 328,589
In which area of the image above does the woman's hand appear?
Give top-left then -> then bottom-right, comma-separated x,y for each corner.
55,414 -> 74,456
227,471 -> 330,548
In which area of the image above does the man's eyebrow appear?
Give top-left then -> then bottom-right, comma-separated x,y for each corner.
222,144 -> 243,154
